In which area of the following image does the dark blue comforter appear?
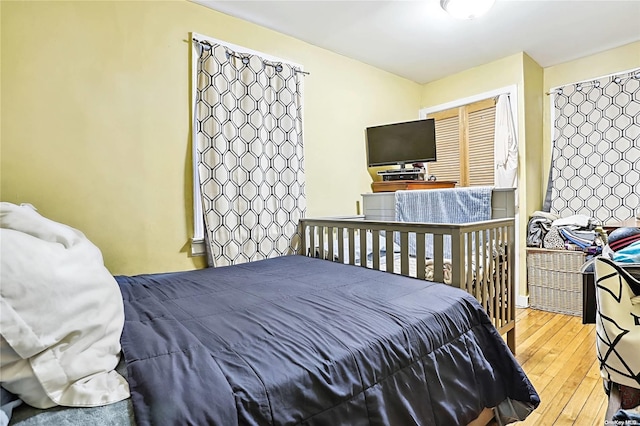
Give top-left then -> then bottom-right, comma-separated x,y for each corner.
116,255 -> 538,426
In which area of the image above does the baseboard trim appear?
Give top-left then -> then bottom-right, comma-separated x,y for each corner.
516,294 -> 529,308
190,238 -> 207,257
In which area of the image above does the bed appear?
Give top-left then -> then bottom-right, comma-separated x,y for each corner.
2,202 -> 536,425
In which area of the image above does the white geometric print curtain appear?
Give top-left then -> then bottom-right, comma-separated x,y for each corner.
545,69 -> 640,222
194,40 -> 306,267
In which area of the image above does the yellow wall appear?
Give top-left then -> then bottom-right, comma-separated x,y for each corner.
1,1 -> 421,275
420,53 -> 523,107
542,41 -> 640,198
522,53 -> 544,214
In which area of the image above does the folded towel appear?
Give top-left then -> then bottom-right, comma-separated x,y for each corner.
559,228 -> 596,249
552,214 -> 593,228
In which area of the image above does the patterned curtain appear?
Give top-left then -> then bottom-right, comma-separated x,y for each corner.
194,41 -> 305,266
545,69 -> 640,222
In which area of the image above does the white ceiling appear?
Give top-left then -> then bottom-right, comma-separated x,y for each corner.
192,0 -> 640,84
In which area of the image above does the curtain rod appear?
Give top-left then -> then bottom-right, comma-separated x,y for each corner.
193,37 -> 310,76
546,68 -> 640,96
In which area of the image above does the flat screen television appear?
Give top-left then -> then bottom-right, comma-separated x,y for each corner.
366,119 -> 436,168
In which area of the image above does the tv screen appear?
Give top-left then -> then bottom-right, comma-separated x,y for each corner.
366,119 -> 436,167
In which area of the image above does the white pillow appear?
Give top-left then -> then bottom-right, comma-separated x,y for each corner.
0,203 -> 129,408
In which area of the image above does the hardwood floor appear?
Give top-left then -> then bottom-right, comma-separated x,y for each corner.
513,308 -> 607,425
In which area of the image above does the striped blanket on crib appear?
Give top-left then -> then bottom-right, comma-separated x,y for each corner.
395,187 -> 493,259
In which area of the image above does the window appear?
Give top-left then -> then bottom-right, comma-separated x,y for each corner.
426,98 -> 496,186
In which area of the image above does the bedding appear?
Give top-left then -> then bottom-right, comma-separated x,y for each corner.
117,255 -> 538,425
2,202 -> 533,425
7,360 -> 134,426
322,232 -> 499,285
0,203 -> 129,409
322,230 -> 400,263
323,249 -> 459,285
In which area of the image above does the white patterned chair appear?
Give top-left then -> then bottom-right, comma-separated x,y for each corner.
594,257 -> 640,407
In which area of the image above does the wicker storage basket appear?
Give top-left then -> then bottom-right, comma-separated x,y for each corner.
526,248 -> 586,316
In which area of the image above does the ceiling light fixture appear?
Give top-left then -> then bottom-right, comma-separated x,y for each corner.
440,0 -> 496,20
